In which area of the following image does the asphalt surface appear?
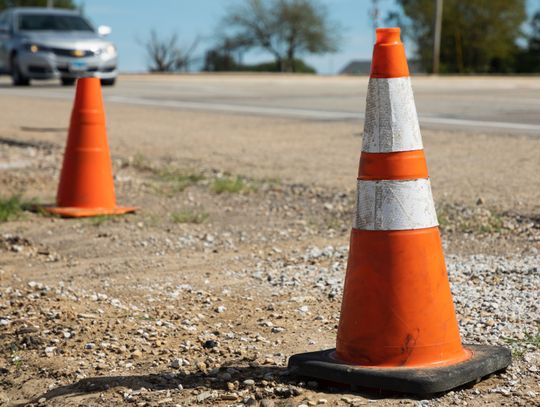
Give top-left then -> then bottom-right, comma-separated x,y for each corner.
1,74 -> 540,134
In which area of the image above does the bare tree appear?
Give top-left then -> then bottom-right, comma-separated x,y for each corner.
142,30 -> 199,72
221,0 -> 340,72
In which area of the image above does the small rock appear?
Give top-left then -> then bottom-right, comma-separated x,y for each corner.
244,398 -> 257,407
44,346 -> 56,355
170,358 -> 183,369
131,350 -> 143,359
202,340 -> 218,349
274,387 -> 292,397
243,379 -> 255,386
196,391 -> 212,402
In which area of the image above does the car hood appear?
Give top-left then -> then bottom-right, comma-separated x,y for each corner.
19,31 -> 108,49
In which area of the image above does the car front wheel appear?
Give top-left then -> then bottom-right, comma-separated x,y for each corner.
101,78 -> 116,86
11,55 -> 30,86
61,78 -> 76,86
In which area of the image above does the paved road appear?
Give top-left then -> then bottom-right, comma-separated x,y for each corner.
2,74 -> 540,134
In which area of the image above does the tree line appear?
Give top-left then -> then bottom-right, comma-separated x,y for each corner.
142,0 -> 540,74
2,0 -> 540,74
389,0 -> 540,74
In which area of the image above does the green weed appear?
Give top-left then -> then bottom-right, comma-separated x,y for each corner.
437,203 -> 505,234
157,168 -> 204,192
87,215 -> 114,226
211,176 -> 255,194
0,195 -> 24,222
504,324 -> 540,359
171,210 -> 209,224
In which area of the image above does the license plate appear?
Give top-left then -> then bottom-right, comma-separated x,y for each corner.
69,61 -> 87,71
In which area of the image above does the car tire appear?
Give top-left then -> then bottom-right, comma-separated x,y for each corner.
11,55 -> 30,86
101,78 -> 116,86
61,78 -> 76,86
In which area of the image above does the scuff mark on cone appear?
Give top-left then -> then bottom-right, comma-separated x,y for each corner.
362,77 -> 422,153
354,179 -> 438,231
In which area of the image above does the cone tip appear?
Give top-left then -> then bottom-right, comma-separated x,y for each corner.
375,27 -> 402,45
73,76 -> 103,111
371,27 -> 409,78
77,76 -> 100,84
76,76 -> 101,89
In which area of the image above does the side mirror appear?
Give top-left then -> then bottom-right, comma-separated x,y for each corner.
97,25 -> 111,36
0,24 -> 9,34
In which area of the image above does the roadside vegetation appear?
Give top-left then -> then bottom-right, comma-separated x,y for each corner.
211,176 -> 255,194
0,195 -> 25,222
171,209 -> 209,224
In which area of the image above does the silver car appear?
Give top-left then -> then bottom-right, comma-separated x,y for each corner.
0,7 -> 117,86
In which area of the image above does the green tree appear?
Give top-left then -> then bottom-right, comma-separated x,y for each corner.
530,11 -> 540,52
388,0 -> 526,73
220,0 -> 340,72
0,0 -> 76,11
515,11 -> 540,72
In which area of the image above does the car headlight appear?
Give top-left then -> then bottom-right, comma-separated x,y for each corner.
23,43 -> 51,53
100,44 -> 116,56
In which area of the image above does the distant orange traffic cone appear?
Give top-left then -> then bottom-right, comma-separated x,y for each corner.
45,77 -> 135,217
288,28 -> 510,394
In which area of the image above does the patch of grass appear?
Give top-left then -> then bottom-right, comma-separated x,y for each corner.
0,195 -> 24,222
157,168 -> 205,192
171,209 -> 209,224
128,155 -> 205,194
11,354 -> 23,370
437,203 -> 505,234
141,165 -> 205,196
87,215 -> 115,226
211,176 -> 255,194
478,213 -> 504,233
504,324 -> 540,359
524,325 -> 540,348
132,153 -> 150,171
437,208 -> 450,229
324,215 -> 345,231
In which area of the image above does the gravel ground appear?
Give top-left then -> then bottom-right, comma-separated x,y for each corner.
0,105 -> 539,406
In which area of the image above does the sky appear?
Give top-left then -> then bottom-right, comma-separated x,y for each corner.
74,0 -> 540,75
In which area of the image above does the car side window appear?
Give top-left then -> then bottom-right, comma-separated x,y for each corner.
6,11 -> 13,30
0,11 -> 12,31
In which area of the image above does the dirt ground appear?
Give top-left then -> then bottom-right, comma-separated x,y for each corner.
0,90 -> 539,406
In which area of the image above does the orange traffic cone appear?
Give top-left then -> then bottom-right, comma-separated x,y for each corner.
45,77 -> 135,217
288,28 -> 510,394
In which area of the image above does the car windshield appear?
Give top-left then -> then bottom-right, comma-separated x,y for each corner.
17,14 -> 93,32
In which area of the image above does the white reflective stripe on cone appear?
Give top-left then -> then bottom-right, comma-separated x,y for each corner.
362,77 -> 423,153
354,179 -> 438,231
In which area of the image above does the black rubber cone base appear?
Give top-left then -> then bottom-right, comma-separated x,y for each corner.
288,345 -> 511,395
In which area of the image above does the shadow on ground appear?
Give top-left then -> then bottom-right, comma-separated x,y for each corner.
20,365 -> 289,406
15,362 -> 462,406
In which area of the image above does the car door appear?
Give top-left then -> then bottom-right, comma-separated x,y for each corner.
0,11 -> 11,73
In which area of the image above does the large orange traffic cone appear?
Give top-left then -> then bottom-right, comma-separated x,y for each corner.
45,77 -> 135,217
288,28 -> 510,394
